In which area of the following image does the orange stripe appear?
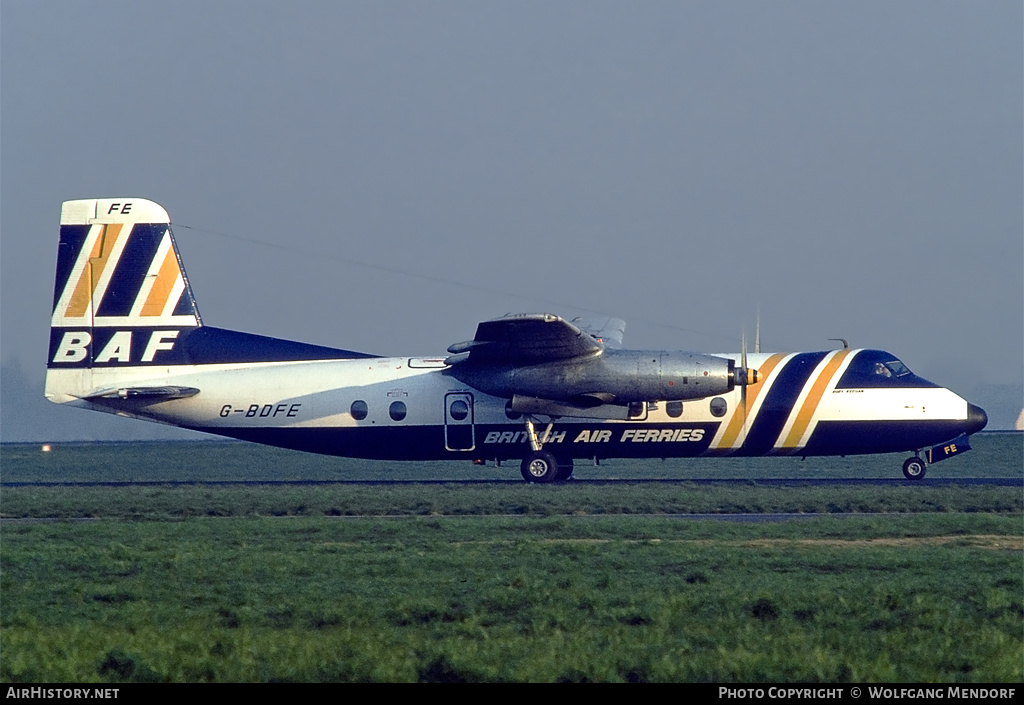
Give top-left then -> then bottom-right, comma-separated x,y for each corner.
718,353 -> 787,449
65,224 -> 124,318
140,243 -> 182,316
781,349 -> 853,448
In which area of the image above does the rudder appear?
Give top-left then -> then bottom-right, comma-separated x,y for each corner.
48,198 -> 201,370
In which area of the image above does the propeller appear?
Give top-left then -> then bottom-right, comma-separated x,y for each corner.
741,327 -> 749,440
739,314 -> 762,446
755,305 -> 761,354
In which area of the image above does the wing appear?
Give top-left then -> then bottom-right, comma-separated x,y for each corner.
446,313 -> 604,365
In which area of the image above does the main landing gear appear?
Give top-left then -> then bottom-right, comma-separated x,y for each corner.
902,454 -> 927,480
519,416 -> 573,483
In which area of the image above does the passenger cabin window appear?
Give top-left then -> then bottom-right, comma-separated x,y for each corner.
350,400 -> 368,420
389,401 -> 407,421
666,401 -> 683,418
709,397 -> 727,418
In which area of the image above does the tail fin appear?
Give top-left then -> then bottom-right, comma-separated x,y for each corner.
46,198 -> 376,406
47,198 -> 201,372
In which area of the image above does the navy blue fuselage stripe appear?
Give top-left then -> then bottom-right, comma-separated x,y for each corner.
46,325 -> 379,367
184,424 -> 721,460
52,225 -> 91,311
182,327 -> 378,363
183,418 -> 975,461
743,352 -> 829,454
96,223 -> 167,317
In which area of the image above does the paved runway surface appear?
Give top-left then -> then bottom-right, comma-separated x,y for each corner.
4,477 -> 1020,488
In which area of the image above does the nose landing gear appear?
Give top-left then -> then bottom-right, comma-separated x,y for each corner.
902,455 -> 927,480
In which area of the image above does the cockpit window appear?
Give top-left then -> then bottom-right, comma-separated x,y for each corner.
884,360 -> 910,377
836,350 -> 937,389
873,360 -> 909,378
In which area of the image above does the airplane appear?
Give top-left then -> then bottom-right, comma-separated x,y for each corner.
45,198 -> 988,483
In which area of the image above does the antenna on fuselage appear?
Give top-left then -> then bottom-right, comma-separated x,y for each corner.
828,338 -> 850,350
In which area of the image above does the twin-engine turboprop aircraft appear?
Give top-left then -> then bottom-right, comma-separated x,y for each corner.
45,198 -> 988,482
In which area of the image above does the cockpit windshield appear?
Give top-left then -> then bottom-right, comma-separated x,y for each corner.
873,359 -> 910,378
837,350 -> 937,389
886,359 -> 910,376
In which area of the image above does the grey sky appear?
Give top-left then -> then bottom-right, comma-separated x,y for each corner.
2,1 -> 1021,440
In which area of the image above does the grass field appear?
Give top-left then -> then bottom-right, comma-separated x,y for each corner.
1,435 -> 1021,682
2,514 -> 1021,682
2,482 -> 1022,520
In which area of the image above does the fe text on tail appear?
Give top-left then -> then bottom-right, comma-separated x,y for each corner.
46,198 -> 988,482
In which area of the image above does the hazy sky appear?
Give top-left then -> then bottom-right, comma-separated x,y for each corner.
2,1 -> 1021,440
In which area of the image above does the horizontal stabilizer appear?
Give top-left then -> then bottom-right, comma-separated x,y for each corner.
85,386 -> 200,401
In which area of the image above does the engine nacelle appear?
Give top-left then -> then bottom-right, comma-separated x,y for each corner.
449,349 -> 742,404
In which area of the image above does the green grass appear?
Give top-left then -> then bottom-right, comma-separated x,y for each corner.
1,436 -> 1020,682
1,482 -> 1021,520
2,515 -> 1021,682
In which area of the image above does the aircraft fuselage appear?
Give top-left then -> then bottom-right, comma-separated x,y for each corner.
47,349 -> 984,462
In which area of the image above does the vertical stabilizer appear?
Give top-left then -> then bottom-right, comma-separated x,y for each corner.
46,198 -> 375,406
46,198 -> 202,401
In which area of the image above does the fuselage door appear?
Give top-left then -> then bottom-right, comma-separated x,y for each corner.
444,392 -> 475,451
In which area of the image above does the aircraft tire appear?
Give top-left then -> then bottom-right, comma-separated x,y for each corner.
902,456 -> 927,480
554,458 -> 574,482
521,451 -> 560,483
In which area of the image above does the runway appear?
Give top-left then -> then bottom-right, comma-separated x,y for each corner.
3,477 -> 1020,488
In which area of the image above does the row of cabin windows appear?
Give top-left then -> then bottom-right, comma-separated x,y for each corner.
350,400 -> 406,422
349,397 -> 728,421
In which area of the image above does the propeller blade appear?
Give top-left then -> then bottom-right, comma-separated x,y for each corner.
755,305 -> 761,354
741,327 -> 748,444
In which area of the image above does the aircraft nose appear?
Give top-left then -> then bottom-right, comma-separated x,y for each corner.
965,403 -> 988,435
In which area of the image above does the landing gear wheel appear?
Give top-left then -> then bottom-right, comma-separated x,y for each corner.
554,458 -> 574,482
902,456 -> 927,480
521,451 -> 560,483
